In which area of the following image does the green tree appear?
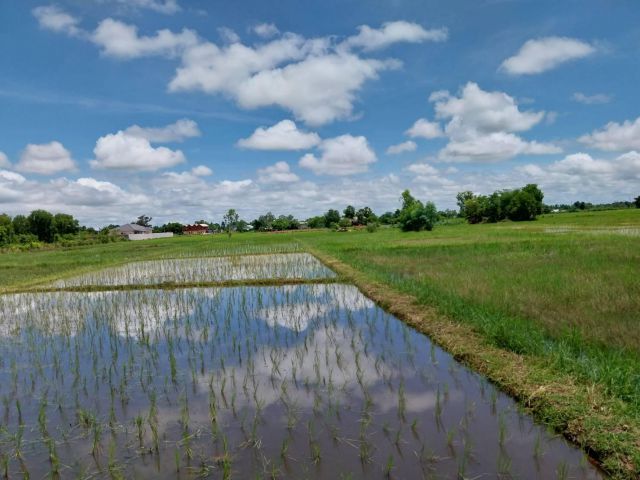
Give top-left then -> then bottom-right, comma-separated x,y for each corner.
378,211 -> 397,225
635,196 -> 640,208
252,212 -> 275,231
160,222 -> 184,235
306,216 -> 326,229
462,184 -> 545,224
27,210 -> 55,242
356,206 -> 376,225
0,214 -> 13,246
401,189 -> 418,210
463,197 -> 484,224
0,226 -> 12,246
53,213 -> 80,236
343,205 -> 356,219
135,215 -> 152,227
456,191 -> 474,217
272,215 -> 299,231
397,190 -> 437,232
237,219 -> 250,232
323,209 -> 340,227
506,190 -> 539,221
223,209 -> 239,238
12,215 -> 29,235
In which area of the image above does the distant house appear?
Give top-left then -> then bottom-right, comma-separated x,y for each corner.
183,223 -> 210,235
112,224 -> 173,241
114,224 -> 152,237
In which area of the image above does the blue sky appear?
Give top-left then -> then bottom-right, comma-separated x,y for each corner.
0,0 -> 639,226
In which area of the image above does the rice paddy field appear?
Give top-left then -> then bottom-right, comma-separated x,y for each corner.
0,209 -> 638,478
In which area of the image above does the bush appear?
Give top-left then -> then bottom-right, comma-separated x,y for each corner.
338,218 -> 352,229
366,222 -> 378,233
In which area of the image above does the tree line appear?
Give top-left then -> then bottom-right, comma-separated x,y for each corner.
0,210 -> 117,248
2,187 -> 638,247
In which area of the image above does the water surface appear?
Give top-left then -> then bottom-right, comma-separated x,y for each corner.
0,284 -> 600,478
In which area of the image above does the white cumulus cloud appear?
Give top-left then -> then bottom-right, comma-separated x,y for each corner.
439,132 -> 561,163
54,177 -> 149,206
191,165 -> 213,176
17,141 -> 76,175
406,118 -> 444,139
0,152 -> 10,169
253,23 -> 279,38
386,140 -> 417,155
579,116 -> 640,151
429,82 -> 560,162
32,5 -> 82,37
237,120 -> 320,150
0,170 -> 26,184
114,0 -> 181,14
37,13 -> 446,126
91,131 -> 185,171
406,162 -> 439,176
257,161 -> 300,183
91,18 -> 198,59
124,118 -> 201,143
344,21 -> 448,51
299,135 -> 376,176
500,37 -> 596,75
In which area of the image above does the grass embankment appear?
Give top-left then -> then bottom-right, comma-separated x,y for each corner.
0,209 -> 638,476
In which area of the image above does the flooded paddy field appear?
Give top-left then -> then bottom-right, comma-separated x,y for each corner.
52,253 -> 336,288
0,255 -> 601,479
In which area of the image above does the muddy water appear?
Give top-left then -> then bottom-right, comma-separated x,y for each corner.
0,284 -> 600,479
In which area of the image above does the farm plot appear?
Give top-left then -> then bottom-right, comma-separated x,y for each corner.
0,255 -> 601,479
52,253 -> 336,288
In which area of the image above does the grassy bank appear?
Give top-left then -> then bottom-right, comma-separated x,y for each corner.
0,209 -> 638,476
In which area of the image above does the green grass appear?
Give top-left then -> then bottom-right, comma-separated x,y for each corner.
0,209 -> 639,475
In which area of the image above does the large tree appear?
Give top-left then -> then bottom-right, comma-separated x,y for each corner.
323,209 -> 340,227
356,206 -> 376,225
53,213 -> 80,236
27,210 -> 55,242
0,214 -> 13,246
343,205 -> 356,219
456,191 -> 474,217
12,215 -> 30,235
398,190 -> 437,232
223,209 -> 239,238
252,212 -> 275,231
134,215 -> 152,227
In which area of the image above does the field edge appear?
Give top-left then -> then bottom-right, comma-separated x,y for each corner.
307,248 -> 639,479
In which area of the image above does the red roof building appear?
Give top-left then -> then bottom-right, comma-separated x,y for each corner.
183,224 -> 209,235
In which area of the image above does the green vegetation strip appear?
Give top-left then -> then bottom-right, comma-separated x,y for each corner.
308,248 -> 639,479
1,275 -> 346,295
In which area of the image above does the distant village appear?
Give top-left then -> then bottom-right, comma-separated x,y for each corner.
113,222 -> 220,240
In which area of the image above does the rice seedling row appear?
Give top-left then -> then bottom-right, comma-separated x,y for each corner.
0,276 -> 601,478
